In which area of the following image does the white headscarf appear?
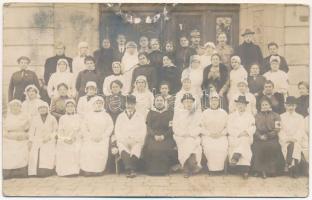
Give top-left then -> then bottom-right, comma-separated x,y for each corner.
56,59 -> 70,73
24,85 -> 40,100
133,75 -> 150,93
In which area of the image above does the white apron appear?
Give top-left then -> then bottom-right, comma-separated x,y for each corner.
115,111 -> 146,158
227,111 -> 255,166
56,114 -> 82,176
3,113 -> 30,170
200,108 -> 228,171
3,138 -> 29,169
172,110 -> 202,167
28,114 -> 58,176
80,111 -> 114,172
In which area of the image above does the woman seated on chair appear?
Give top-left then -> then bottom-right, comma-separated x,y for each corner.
252,96 -> 284,179
143,95 -> 179,176
200,93 -> 228,175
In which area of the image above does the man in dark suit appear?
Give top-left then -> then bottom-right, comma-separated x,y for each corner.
112,34 -> 127,61
43,42 -> 72,85
189,29 -> 201,51
236,29 -> 263,73
263,42 -> 289,74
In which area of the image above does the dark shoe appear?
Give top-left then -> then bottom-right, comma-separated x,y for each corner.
261,171 -> 267,179
243,172 -> 249,179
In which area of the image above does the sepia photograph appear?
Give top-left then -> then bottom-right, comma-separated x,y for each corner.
1,1 -> 310,197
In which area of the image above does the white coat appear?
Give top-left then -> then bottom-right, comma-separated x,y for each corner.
28,114 -> 58,176
132,91 -> 154,118
72,56 -> 87,80
80,111 -> 114,173
3,112 -> 30,170
227,111 -> 255,166
115,111 -> 147,158
172,109 -> 202,167
55,114 -> 82,176
280,112 -> 305,162
200,108 -> 228,171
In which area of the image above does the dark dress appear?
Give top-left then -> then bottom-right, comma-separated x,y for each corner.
256,93 -> 285,114
143,109 -> 178,175
148,50 -> 164,69
263,55 -> 289,74
8,69 -> 40,101
296,95 -> 309,117
44,55 -> 73,84
236,42 -> 263,73
104,93 -> 126,173
201,64 -> 229,111
104,93 -> 126,123
158,66 -> 182,95
247,75 -> 266,97
175,46 -> 196,71
75,69 -> 103,99
252,111 -> 284,174
93,48 -> 114,78
131,64 -> 158,92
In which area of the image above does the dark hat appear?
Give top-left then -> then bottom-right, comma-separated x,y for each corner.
181,93 -> 195,103
17,56 -> 31,64
241,28 -> 255,37
285,96 -> 297,105
234,95 -> 249,104
126,94 -> 136,104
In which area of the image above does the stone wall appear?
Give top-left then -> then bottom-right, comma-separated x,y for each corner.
240,4 -> 309,96
2,3 -> 309,100
3,3 -> 99,98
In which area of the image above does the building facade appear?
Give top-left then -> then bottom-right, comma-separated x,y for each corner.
3,3 -> 309,98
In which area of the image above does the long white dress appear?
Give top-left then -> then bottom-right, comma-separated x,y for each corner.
229,92 -> 257,115
28,114 -> 58,175
22,98 -> 45,118
227,66 -> 248,100
56,114 -> 82,176
172,109 -> 202,167
181,67 -> 204,97
3,112 -> 30,170
227,111 -> 255,166
303,116 -> 309,161
80,111 -> 114,173
115,111 -> 147,158
279,112 -> 305,162
200,108 -> 228,171
102,74 -> 127,96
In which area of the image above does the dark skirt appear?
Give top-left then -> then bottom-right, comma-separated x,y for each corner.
252,138 -> 285,174
143,137 -> 178,175
3,166 -> 28,180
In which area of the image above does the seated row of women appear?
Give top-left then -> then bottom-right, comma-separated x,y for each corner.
3,89 -> 309,179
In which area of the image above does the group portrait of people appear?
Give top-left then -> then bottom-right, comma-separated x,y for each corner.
3,27 -> 309,180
